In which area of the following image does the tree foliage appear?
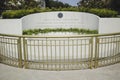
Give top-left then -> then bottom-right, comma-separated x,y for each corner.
45,0 -> 50,7
78,0 -> 120,13
47,0 -> 71,8
0,0 -> 40,10
109,0 -> 120,13
23,28 -> 98,35
78,0 -> 105,8
0,0 -> 71,15
2,7 -> 118,19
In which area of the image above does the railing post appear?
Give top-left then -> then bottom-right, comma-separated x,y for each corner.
94,37 -> 99,68
17,37 -> 23,68
23,38 -> 27,68
89,37 -> 93,69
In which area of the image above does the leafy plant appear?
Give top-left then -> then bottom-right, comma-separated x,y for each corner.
89,8 -> 118,17
2,7 -> 118,18
23,28 -> 98,35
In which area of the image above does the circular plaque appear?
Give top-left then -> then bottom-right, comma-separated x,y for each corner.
58,13 -> 63,18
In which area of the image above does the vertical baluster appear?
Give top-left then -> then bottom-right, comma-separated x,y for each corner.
50,40 -> 52,70
55,40 -> 57,70
38,40 -> 40,68
42,40 -> 44,69
72,39 -> 74,69
34,40 -> 36,68
77,39 -> 79,69
63,40 -> 65,70
8,38 -> 10,64
46,38 -> 48,69
68,38 -> 69,69
101,38 -> 103,65
30,40 -> 32,63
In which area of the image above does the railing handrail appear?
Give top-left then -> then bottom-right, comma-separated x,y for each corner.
0,32 -> 120,38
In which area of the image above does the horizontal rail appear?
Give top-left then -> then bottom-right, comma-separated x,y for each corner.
0,32 -> 120,38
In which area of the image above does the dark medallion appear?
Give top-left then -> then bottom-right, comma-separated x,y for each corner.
58,13 -> 63,18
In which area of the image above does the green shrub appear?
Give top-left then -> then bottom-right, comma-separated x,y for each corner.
23,29 -> 34,35
89,8 -> 118,17
2,7 -> 118,18
2,8 -> 41,18
23,28 -> 98,35
62,7 -> 78,11
78,7 -> 89,12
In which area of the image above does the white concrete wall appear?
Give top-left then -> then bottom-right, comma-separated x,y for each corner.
99,18 -> 120,33
22,12 -> 99,30
0,12 -> 120,35
0,19 -> 22,35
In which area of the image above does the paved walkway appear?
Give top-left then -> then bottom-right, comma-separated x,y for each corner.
0,63 -> 120,80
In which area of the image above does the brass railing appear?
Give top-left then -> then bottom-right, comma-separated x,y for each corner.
0,33 -> 120,70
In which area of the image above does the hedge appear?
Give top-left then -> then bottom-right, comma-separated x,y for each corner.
89,8 -> 118,17
2,7 -> 118,18
23,28 -> 98,35
2,8 -> 40,19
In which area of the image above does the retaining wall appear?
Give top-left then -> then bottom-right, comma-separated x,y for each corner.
0,19 -> 22,35
99,18 -> 120,33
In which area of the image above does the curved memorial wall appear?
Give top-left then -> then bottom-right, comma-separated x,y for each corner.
22,12 -> 99,30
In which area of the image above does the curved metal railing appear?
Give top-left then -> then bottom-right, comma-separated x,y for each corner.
0,33 -> 120,70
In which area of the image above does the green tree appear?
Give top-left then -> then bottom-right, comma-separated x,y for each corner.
0,0 -> 10,15
78,0 -> 105,8
45,0 -> 50,7
78,0 -> 120,13
46,0 -> 71,8
1,0 -> 41,10
0,0 -> 5,14
109,0 -> 120,13
23,0 -> 39,9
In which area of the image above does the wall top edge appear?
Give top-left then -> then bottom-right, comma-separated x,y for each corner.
21,11 -> 100,19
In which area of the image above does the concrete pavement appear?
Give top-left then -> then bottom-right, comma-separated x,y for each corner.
0,63 -> 120,80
